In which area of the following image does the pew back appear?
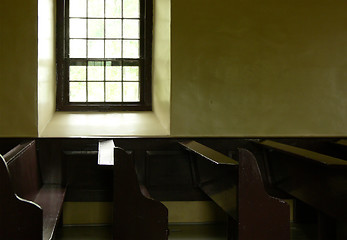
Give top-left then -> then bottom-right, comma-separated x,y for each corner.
4,141 -> 42,201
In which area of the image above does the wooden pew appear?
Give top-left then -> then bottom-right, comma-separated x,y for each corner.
0,140 -> 66,240
255,139 -> 347,240
98,140 -> 169,240
331,139 -> 347,159
179,140 -> 290,240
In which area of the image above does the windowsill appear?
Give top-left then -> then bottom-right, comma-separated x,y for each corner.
40,111 -> 169,137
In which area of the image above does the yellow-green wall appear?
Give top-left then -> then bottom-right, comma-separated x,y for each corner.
171,0 -> 347,136
0,0 -> 38,137
1,0 -> 347,137
152,0 -> 171,133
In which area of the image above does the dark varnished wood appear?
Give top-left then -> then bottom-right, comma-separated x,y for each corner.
259,140 -> 347,167
4,141 -> 42,201
258,140 -> 347,219
181,141 -> 290,240
35,185 -> 66,240
179,140 -> 238,165
238,148 -> 290,240
0,140 -> 66,240
63,149 -> 113,202
256,140 -> 347,239
0,154 -> 43,240
336,139 -> 347,147
113,147 -> 169,240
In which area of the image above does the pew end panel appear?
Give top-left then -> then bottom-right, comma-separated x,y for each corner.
113,147 -> 169,240
0,154 -> 43,240
238,148 -> 290,240
0,140 -> 66,240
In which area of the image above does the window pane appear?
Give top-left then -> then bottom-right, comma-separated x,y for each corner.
106,66 -> 121,80
123,66 -> 139,81
123,82 -> 139,102
70,82 -> 87,102
106,19 -> 121,38
88,19 -> 104,38
70,40 -> 86,58
106,82 -> 122,102
123,20 -> 139,39
123,0 -> 139,18
106,0 -> 121,18
123,40 -> 139,58
105,40 -> 121,58
88,82 -> 104,102
88,40 -> 104,58
88,0 -> 104,18
70,66 -> 86,81
70,0 -> 87,17
70,19 -> 87,38
88,62 -> 104,81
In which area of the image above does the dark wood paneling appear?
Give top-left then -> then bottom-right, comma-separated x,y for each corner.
144,150 -> 204,200
145,151 -> 193,186
63,150 -> 113,201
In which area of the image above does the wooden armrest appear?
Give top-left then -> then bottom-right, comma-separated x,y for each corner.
258,140 -> 347,167
179,141 -> 238,165
336,139 -> 347,147
139,184 -> 152,199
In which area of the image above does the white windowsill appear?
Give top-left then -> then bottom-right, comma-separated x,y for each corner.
40,111 -> 169,137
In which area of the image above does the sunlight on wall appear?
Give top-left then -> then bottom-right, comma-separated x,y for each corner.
38,0 -> 56,135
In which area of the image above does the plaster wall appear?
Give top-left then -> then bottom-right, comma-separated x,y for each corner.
0,0 -> 38,137
152,0 -> 171,133
171,0 -> 347,137
38,0 -> 56,135
1,0 -> 347,137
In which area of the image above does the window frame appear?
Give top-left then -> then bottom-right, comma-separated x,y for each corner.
56,0 -> 153,111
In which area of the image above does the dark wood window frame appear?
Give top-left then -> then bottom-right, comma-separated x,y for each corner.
56,0 -> 152,111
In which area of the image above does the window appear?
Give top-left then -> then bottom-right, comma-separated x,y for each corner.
56,0 -> 152,111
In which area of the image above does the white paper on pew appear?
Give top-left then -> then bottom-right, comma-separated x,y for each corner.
98,140 -> 115,165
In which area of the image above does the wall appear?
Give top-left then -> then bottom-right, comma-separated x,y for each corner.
171,0 -> 347,137
152,0 -> 171,133
38,0 -> 56,135
1,0 -> 347,137
0,0 -> 38,137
